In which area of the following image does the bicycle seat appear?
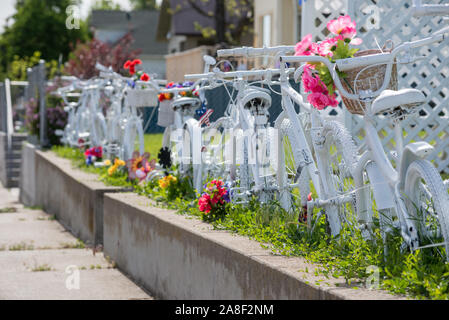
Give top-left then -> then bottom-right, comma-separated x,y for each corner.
63,102 -> 79,112
241,88 -> 272,109
371,89 -> 425,116
171,97 -> 201,109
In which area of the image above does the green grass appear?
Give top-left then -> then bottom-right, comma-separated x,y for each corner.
144,133 -> 164,158
60,240 -> 85,249
0,207 -> 17,213
9,242 -> 34,251
31,264 -> 52,272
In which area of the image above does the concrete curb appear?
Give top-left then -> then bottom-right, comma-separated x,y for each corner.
33,150 -> 128,246
103,192 -> 402,300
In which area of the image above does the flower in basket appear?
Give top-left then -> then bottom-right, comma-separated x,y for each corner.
198,179 -> 231,221
126,151 -> 156,182
140,73 -> 150,82
84,146 -> 102,165
295,15 -> 362,110
124,59 -> 142,76
107,158 -> 126,176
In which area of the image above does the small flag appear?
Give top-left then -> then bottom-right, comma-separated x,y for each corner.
198,109 -> 214,127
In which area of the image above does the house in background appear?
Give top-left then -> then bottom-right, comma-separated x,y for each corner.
90,10 -> 168,78
155,0 -> 253,81
253,0 -> 301,48
156,0 -> 253,54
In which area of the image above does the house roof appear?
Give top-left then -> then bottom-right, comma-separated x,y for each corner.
156,0 -> 249,41
90,10 -> 167,56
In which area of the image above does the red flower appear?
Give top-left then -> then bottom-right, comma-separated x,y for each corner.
124,60 -> 132,69
84,146 -> 103,158
198,194 -> 212,213
133,59 -> 142,66
158,93 -> 165,102
140,73 -> 150,81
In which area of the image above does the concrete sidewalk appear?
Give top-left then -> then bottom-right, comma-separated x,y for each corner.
0,186 -> 153,300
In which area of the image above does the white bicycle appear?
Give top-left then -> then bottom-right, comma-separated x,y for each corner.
283,30 -> 449,259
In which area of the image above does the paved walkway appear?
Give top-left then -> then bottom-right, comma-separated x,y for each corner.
0,186 -> 153,300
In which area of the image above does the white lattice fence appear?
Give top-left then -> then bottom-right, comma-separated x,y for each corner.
302,0 -> 449,173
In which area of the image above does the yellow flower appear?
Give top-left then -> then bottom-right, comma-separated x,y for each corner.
167,175 -> 177,183
104,160 -> 112,166
116,159 -> 126,167
159,179 -> 169,189
108,164 -> 118,176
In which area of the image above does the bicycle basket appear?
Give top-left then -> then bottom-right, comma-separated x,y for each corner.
338,49 -> 398,115
127,89 -> 158,107
157,100 -> 175,127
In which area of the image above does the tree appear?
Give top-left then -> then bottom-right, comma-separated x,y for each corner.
65,33 -> 141,79
130,0 -> 159,10
171,0 -> 253,45
92,0 -> 122,10
0,0 -> 89,74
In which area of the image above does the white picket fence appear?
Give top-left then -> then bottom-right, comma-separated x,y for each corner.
302,0 -> 449,173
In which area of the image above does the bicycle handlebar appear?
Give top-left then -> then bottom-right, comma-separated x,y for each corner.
412,0 -> 449,16
281,33 -> 444,100
60,76 -> 78,82
217,46 -> 295,58
185,68 -> 294,81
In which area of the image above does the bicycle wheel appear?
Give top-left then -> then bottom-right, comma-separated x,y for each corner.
404,159 -> 449,261
275,111 -> 312,217
201,116 -> 234,181
123,118 -> 144,161
231,125 -> 253,200
76,108 -> 91,147
181,120 -> 203,192
254,126 -> 279,204
91,112 -> 107,147
315,120 -> 359,236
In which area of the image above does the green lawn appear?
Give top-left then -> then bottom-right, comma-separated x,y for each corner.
144,133 -> 163,158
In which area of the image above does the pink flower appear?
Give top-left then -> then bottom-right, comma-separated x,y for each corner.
327,15 -> 356,35
198,194 -> 212,213
295,34 -> 313,56
307,92 -> 331,110
318,37 -> 340,56
340,27 -> 357,39
327,93 -> 339,107
302,68 -> 321,93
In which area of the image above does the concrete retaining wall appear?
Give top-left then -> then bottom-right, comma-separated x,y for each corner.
19,142 -> 37,207
21,148 -> 401,300
103,192 -> 399,300
34,150 -> 127,246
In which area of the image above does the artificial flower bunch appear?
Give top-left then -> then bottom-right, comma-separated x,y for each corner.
295,15 -> 362,110
123,59 -> 150,82
158,81 -> 199,102
126,151 -> 156,182
84,146 -> 103,165
198,179 -> 231,221
158,174 -> 177,189
105,158 -> 126,176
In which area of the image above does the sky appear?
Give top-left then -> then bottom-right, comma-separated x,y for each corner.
0,0 -> 134,33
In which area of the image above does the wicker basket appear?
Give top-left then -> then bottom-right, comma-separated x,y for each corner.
338,49 -> 398,115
